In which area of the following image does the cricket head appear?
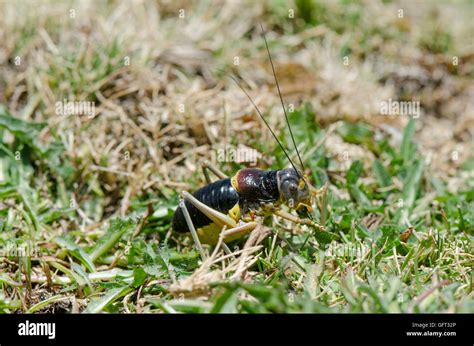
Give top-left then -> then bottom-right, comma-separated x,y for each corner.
276,168 -> 313,212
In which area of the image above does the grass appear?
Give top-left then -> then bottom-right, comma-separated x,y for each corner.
0,0 -> 473,314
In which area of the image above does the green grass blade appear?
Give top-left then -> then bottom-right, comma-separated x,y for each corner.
55,236 -> 96,272
400,118 -> 416,163
402,159 -> 424,210
84,286 -> 132,313
373,160 -> 392,187
89,218 -> 136,262
27,295 -> 69,313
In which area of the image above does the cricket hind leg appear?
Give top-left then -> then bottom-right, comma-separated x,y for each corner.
178,200 -> 206,260
182,191 -> 237,229
179,191 -> 257,259
202,160 -> 228,184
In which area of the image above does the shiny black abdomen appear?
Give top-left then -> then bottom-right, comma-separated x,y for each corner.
172,178 -> 240,232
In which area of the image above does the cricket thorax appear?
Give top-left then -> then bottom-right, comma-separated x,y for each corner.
231,168 -> 280,213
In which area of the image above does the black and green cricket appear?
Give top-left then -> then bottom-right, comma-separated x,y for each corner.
172,23 -> 324,253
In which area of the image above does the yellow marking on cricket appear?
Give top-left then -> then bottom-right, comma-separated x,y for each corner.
196,202 -> 243,245
228,203 -> 241,221
230,173 -> 239,191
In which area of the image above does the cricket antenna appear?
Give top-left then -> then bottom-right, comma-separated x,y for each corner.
229,75 -> 301,177
259,22 -> 306,175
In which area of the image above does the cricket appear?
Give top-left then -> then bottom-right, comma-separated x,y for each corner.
172,24 -> 325,258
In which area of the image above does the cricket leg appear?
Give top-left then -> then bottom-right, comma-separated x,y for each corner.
222,242 -> 234,256
202,160 -> 228,184
182,191 -> 237,229
218,222 -> 258,261
179,200 -> 206,260
220,222 -> 257,240
274,209 -> 325,231
308,181 -> 328,198
220,222 -> 258,257
181,191 -> 256,253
